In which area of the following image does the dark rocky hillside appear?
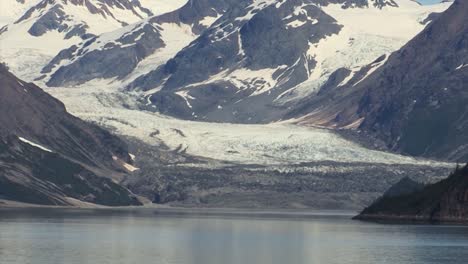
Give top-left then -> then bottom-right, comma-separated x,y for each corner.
0,64 -> 141,206
381,176 -> 425,198
355,164 -> 468,223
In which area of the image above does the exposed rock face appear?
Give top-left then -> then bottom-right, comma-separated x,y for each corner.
355,164 -> 468,223
0,64 -> 141,206
291,0 -> 468,162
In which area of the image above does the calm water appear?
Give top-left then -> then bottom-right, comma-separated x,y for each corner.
1,208 -> 468,264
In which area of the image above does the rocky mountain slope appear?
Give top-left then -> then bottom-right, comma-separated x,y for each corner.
291,0 -> 467,162
0,63 -> 141,206
355,163 -> 468,223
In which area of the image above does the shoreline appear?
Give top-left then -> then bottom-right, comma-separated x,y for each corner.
4,200 -> 468,226
354,214 -> 468,225
0,200 -> 357,219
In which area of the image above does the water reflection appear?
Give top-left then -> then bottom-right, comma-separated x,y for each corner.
0,208 -> 468,264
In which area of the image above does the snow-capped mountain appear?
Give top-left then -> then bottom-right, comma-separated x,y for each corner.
0,0 -> 162,81
289,0 -> 468,162
36,0 -> 450,123
0,0 -> 452,124
125,0 -> 450,123
41,0 -> 239,87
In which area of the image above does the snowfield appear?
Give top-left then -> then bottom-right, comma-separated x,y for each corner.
46,84 -> 452,167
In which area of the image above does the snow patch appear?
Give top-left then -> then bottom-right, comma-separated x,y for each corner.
284,4 -> 318,28
123,163 -> 139,172
112,155 -> 139,172
176,90 -> 195,109
338,70 -> 356,87
199,14 -> 221,27
236,0 -> 287,22
18,137 -> 53,153
455,64 -> 468,71
353,55 -> 389,87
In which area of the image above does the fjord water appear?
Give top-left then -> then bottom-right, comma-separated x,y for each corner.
1,209 -> 467,264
